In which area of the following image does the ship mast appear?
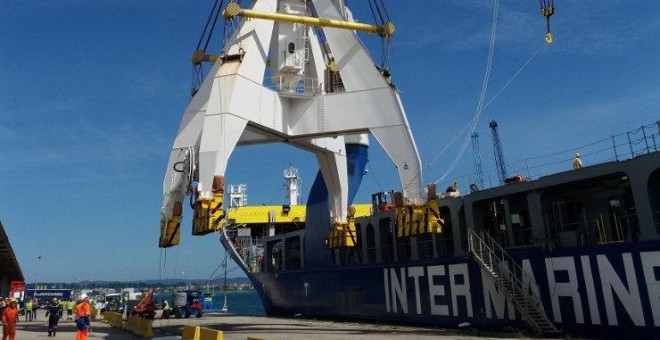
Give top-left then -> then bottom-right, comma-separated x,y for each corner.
284,166 -> 300,206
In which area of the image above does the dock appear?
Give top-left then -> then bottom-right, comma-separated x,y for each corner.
12,310 -> 530,339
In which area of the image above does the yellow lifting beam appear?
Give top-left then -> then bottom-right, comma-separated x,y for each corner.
192,175 -> 225,235
223,2 -> 395,38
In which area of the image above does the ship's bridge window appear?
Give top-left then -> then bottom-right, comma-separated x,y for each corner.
509,194 -> 533,246
436,206 -> 455,256
543,172 -> 640,248
648,168 -> 660,235
397,236 -> 411,261
284,236 -> 301,270
476,199 -> 509,247
417,233 -> 433,260
380,218 -> 394,263
366,223 -> 376,263
266,240 -> 283,273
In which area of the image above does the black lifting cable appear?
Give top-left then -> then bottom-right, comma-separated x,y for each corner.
197,0 -> 225,52
307,2 -> 328,46
191,0 -> 226,97
203,0 -> 226,52
540,0 -> 554,44
367,0 -> 392,70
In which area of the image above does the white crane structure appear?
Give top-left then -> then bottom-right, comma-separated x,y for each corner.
160,0 -> 422,247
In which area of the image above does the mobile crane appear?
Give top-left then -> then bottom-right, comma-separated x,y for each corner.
129,289 -> 156,319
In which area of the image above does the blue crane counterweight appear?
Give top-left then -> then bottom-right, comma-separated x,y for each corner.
489,120 -> 507,184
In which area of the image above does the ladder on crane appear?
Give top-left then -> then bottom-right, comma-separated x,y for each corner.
468,229 -> 559,335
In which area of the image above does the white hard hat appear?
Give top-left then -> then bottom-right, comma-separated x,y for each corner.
575,153 -> 581,158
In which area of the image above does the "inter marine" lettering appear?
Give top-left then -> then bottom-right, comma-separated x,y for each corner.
383,251 -> 660,328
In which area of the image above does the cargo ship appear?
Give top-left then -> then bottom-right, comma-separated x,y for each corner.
158,0 -> 660,337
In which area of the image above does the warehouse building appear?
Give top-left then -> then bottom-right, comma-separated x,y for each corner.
0,220 -> 23,297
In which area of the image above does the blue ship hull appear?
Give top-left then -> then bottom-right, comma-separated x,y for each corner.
250,241 -> 660,338
223,146 -> 660,338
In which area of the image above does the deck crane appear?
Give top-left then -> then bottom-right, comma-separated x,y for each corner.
159,0 -> 423,248
489,120 -> 508,184
470,132 -> 485,191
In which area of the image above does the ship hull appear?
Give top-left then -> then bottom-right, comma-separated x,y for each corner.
247,241 -> 660,338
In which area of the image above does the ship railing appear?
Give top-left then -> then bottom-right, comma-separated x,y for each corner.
438,121 -> 660,194
267,75 -> 321,97
231,237 -> 264,273
468,228 -> 556,333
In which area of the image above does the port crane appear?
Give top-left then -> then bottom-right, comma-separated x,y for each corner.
159,0 -> 423,248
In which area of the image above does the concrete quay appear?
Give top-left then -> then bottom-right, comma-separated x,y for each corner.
10,309 -> 529,339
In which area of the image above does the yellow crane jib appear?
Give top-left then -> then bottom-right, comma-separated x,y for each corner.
192,175 -> 225,235
222,3 -> 395,38
159,201 -> 182,248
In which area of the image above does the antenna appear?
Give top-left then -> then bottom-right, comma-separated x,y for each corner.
489,120 -> 507,183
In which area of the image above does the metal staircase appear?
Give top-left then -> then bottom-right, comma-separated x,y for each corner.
468,229 -> 559,335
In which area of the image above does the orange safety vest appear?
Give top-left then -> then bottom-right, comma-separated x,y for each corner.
75,302 -> 91,318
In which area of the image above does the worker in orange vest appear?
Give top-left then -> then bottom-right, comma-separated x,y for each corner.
74,297 -> 91,340
2,299 -> 18,340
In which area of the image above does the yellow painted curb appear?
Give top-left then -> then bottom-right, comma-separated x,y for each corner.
126,315 -> 154,338
199,326 -> 223,340
182,325 -> 201,340
102,311 -> 124,329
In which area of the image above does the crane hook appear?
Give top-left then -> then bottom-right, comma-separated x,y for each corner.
540,0 -> 554,44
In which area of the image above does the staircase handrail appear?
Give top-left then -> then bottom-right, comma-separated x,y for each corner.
468,228 -> 546,317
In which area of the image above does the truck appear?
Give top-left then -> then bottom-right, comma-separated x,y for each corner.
25,289 -> 73,305
98,293 -> 123,313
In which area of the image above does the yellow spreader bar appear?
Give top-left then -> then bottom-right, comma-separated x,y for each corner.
223,2 -> 395,38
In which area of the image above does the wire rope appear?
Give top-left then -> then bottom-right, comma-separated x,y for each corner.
434,0 -> 500,185
172,244 -> 180,280
366,163 -> 384,192
159,249 -> 163,284
482,42 -> 547,111
425,40 -> 546,173
197,0 -> 222,50
203,0 -> 225,52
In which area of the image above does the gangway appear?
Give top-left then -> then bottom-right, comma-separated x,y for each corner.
468,229 -> 559,335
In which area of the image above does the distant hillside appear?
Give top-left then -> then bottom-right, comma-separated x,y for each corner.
27,276 -> 251,288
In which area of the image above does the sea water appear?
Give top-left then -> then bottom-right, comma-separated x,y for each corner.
155,290 -> 265,316
221,290 -> 265,316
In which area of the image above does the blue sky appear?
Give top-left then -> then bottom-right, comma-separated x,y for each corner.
1,0 -> 658,283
